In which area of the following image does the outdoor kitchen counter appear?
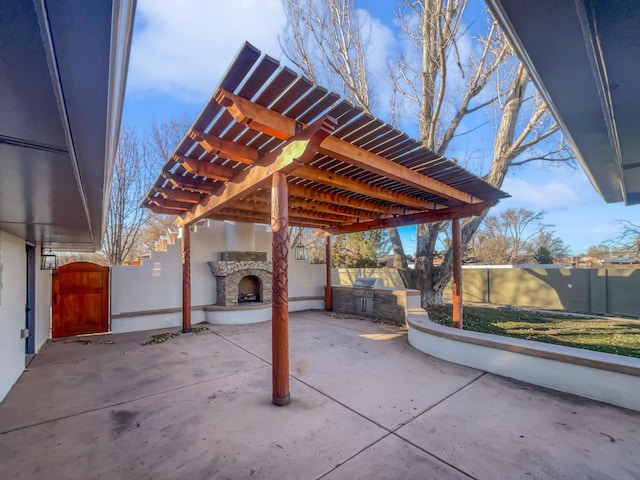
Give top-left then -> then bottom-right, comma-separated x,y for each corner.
331,285 -> 420,323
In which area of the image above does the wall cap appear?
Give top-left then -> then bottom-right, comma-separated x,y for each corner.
407,308 -> 640,377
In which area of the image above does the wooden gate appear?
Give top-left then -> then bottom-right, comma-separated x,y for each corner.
52,262 -> 109,338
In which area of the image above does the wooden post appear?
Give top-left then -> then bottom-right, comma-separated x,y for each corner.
182,224 -> 192,333
452,218 -> 463,329
271,172 -> 290,406
325,236 -> 332,311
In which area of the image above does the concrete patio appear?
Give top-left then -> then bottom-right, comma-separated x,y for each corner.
1,311 -> 639,479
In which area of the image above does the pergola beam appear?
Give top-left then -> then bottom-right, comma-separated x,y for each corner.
293,165 -> 438,211
174,155 -> 235,181
230,201 -> 355,223
155,187 -> 202,204
150,198 -> 190,211
180,115 -> 337,225
287,184 -> 414,215
240,191 -> 379,219
162,172 -> 215,194
217,207 -> 340,227
290,198 -> 378,219
216,89 -> 293,140
315,201 -> 494,236
148,204 -> 184,216
190,130 -> 260,165
215,88 -> 483,204
245,185 -> 410,216
204,208 -> 333,228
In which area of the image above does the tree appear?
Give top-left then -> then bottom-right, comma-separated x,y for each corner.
103,126 -> 152,265
527,230 -> 570,259
586,243 -> 612,263
288,226 -> 328,264
103,117 -> 189,265
139,116 -> 192,254
533,247 -> 553,264
332,231 -> 390,267
473,208 -> 547,264
281,1 -> 572,306
281,0 -> 372,113
472,208 -> 567,264
610,220 -> 640,255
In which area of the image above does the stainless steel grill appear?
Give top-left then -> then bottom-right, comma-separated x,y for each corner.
352,278 -> 382,313
352,277 -> 381,288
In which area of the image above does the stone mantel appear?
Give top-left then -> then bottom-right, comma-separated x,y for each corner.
208,252 -> 273,306
208,261 -> 272,277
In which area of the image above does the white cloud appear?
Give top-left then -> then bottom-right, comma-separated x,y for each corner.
356,9 -> 398,116
128,0 -> 286,102
501,177 -> 583,211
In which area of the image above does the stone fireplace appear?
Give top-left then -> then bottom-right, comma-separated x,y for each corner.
208,252 -> 272,306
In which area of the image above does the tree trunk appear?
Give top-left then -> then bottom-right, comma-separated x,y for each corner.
421,287 -> 444,307
389,227 -> 414,288
418,65 -> 530,307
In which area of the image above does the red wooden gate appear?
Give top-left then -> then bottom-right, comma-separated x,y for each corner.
52,262 -> 109,338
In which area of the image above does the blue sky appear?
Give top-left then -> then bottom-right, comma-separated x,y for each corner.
122,0 -> 638,255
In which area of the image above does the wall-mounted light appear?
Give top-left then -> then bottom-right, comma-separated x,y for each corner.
294,242 -> 307,260
40,247 -> 58,270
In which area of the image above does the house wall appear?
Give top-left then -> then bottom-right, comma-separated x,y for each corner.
0,231 -> 26,401
0,231 -> 53,402
111,221 -> 326,333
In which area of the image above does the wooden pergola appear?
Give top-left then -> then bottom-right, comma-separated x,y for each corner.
141,43 -> 508,406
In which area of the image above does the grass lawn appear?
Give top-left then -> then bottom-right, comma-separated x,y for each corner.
427,305 -> 640,359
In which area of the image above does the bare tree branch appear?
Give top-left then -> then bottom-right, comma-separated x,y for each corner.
281,0 -> 372,112
281,1 -> 574,306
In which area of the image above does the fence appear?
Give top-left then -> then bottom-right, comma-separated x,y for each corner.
332,267 -> 405,288
443,266 -> 640,317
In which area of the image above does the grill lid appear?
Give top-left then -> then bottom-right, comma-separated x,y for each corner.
352,277 -> 382,288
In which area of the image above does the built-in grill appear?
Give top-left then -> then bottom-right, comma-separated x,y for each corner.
351,277 -> 382,313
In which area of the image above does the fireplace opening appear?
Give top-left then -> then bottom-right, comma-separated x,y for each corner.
238,275 -> 262,303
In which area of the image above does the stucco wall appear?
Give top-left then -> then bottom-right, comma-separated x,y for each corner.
407,308 -> 640,412
290,254 -> 325,298
606,269 -> 640,316
0,231 -> 26,402
443,266 -> 640,316
111,221 -> 326,331
332,267 -> 405,288
111,243 -> 184,314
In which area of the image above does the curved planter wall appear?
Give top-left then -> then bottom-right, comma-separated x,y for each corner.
407,308 -> 640,412
111,298 -> 324,333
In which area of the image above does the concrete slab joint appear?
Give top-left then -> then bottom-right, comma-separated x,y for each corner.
3,311 -> 639,480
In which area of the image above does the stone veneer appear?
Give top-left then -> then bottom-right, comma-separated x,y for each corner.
331,286 -> 420,323
220,251 -> 267,262
208,252 -> 272,306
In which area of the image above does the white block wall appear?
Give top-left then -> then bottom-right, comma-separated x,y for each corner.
111,221 -> 326,332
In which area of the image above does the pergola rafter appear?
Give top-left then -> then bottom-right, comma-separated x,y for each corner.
140,43 -> 509,407
178,113 -> 337,226
241,191 -> 380,219
216,88 -> 483,205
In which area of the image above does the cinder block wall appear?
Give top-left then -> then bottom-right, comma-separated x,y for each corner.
443,267 -> 640,316
331,268 -> 405,288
